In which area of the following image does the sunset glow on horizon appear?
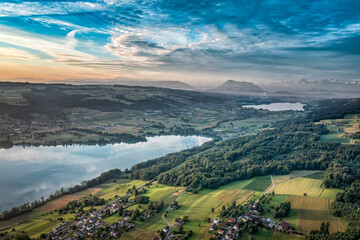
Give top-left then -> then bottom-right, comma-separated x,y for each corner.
0,0 -> 359,84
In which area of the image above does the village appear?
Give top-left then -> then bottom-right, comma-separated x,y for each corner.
207,200 -> 300,240
45,182 -> 154,239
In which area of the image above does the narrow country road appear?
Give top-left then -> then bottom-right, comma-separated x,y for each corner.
162,188 -> 186,240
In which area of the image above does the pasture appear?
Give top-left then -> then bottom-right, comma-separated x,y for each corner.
272,177 -> 323,197
95,179 -> 146,201
272,170 -> 322,185
286,195 -> 345,234
143,183 -> 182,203
243,175 -> 272,192
121,229 -> 158,240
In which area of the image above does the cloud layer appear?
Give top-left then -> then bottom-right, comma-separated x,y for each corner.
0,0 -> 359,83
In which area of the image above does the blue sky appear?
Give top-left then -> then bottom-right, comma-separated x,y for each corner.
0,0 -> 359,84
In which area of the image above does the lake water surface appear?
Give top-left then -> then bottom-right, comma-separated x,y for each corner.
243,102 -> 305,111
0,135 -> 210,213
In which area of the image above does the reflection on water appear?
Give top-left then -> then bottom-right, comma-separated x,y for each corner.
243,102 -> 305,111
0,135 -> 210,213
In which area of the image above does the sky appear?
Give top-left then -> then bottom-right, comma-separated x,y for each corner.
0,0 -> 359,85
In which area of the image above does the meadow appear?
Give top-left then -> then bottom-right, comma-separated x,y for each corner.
272,177 -> 324,197
286,195 -> 344,233
271,170 -> 322,185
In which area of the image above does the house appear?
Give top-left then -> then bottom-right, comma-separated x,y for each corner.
209,223 -> 216,231
86,224 -> 94,231
213,218 -> 220,224
217,230 -> 224,235
228,217 -> 236,224
233,224 -> 239,231
280,221 -> 292,231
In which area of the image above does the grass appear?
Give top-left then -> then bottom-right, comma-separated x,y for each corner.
121,228 -> 158,240
242,228 -> 273,240
217,178 -> 254,190
95,179 -> 146,201
137,208 -> 168,233
272,170 -> 322,184
303,172 -> 325,180
286,195 -> 344,234
144,183 -> 181,203
271,231 -> 304,239
272,177 -> 323,197
103,214 -> 122,224
243,175 -> 272,192
319,188 -> 343,199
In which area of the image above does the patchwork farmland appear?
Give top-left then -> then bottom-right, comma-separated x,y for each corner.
286,195 -> 344,233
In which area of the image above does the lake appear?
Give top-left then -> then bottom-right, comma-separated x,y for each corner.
0,135 -> 210,213
243,102 -> 305,111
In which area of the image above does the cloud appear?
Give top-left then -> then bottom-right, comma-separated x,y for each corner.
0,47 -> 38,60
0,1 -> 107,17
0,0 -> 359,82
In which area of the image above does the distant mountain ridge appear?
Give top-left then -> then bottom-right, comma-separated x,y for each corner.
217,80 -> 264,93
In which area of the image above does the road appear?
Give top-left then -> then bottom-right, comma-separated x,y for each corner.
162,188 -> 186,240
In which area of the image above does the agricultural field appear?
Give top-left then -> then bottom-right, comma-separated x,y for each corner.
272,170 -> 322,185
271,176 -> 324,197
143,183 -> 182,203
243,175 -> 272,192
286,195 -> 344,233
94,179 -> 146,201
36,187 -> 102,211
319,114 -> 360,144
161,177 -> 270,240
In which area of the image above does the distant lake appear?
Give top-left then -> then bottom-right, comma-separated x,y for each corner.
243,102 -> 305,111
0,135 -> 210,213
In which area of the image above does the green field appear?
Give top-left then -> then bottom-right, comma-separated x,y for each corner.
272,177 -> 324,197
272,170 -> 323,185
243,175 -> 272,192
319,188 -> 343,199
95,179 -> 146,201
143,183 -> 182,203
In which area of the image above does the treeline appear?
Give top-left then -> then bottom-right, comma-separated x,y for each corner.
0,169 -> 123,221
0,140 -> 13,149
130,139 -> 217,180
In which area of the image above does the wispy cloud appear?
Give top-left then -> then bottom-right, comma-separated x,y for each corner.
0,0 -> 359,82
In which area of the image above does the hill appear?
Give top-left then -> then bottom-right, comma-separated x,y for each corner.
210,80 -> 265,95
